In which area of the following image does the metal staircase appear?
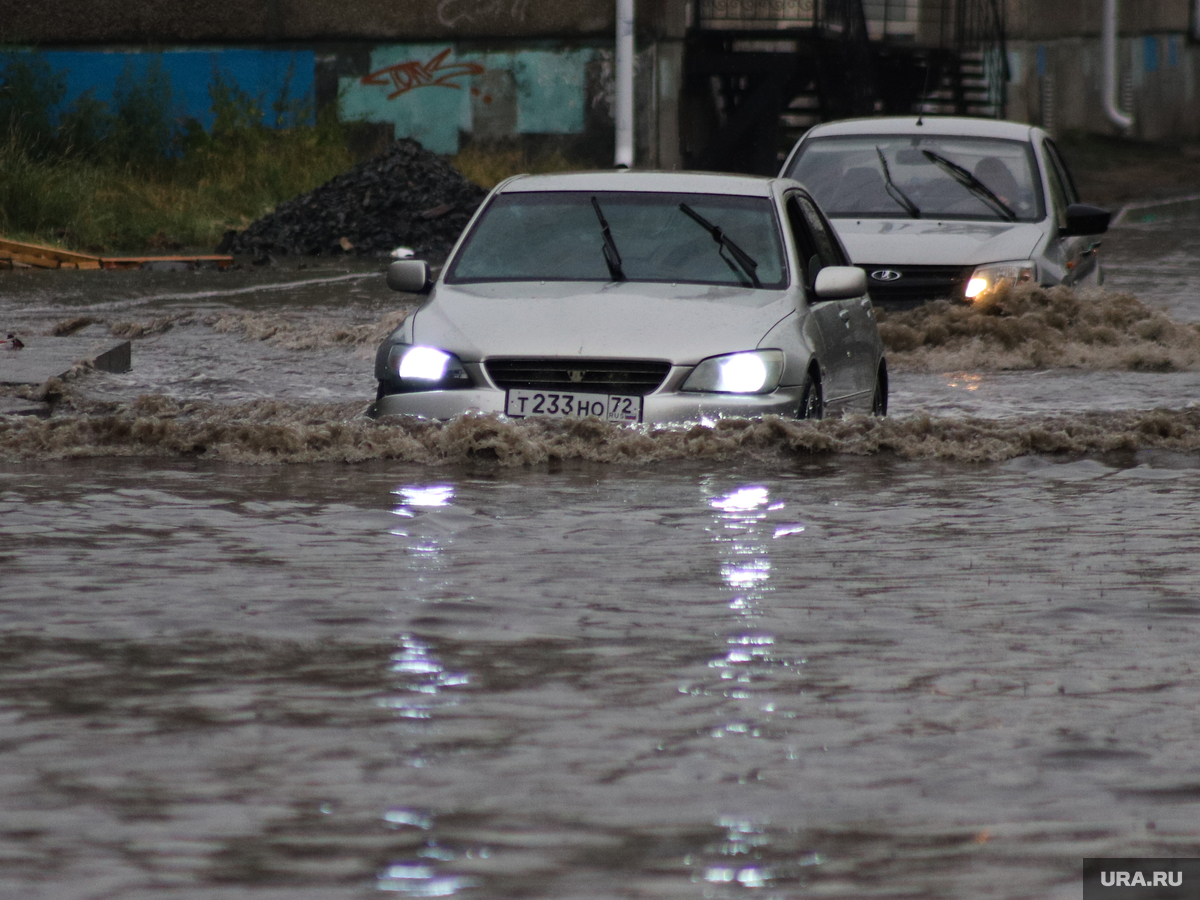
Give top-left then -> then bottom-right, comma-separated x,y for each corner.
683,0 -> 1008,175
914,0 -> 1008,116
684,0 -> 876,173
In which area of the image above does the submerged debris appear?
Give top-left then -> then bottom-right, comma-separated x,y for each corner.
217,139 -> 488,261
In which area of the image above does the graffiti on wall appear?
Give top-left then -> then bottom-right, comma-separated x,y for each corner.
361,48 -> 485,100
436,0 -> 530,27
340,45 -> 593,155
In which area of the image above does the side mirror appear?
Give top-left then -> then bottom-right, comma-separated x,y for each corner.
813,266 -> 867,301
1061,203 -> 1111,237
387,259 -> 432,294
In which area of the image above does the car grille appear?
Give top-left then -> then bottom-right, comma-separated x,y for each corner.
862,265 -> 974,309
485,358 -> 671,396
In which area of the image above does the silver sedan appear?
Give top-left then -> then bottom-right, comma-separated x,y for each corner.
371,171 -> 887,425
780,117 -> 1111,309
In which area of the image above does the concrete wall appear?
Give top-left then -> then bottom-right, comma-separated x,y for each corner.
1005,26 -> 1200,141
11,0 -> 1199,153
0,0 -> 614,43
1,0 -> 686,167
1004,0 -> 1189,40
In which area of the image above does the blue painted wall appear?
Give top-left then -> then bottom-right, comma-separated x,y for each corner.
3,49 -> 315,129
3,44 -> 601,154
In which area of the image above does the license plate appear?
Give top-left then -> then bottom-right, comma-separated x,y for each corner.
504,389 -> 642,423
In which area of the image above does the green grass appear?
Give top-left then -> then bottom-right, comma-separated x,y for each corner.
0,133 -> 597,253
451,145 -> 580,190
0,121 -> 355,253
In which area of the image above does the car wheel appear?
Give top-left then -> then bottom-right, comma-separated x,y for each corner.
797,371 -> 823,420
871,364 -> 888,416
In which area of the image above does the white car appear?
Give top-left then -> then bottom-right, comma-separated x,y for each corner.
780,117 -> 1111,308
371,171 -> 887,424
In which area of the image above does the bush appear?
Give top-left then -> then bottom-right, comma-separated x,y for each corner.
0,57 -> 354,251
0,55 -> 65,159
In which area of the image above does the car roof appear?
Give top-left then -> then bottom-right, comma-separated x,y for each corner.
496,170 -> 780,197
802,116 -> 1040,141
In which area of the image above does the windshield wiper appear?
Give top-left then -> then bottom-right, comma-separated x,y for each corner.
678,203 -> 762,288
876,146 -> 920,218
921,149 -> 1017,222
590,196 -> 625,281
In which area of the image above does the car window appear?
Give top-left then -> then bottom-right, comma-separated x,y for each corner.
786,193 -> 844,289
786,135 -> 1045,222
796,195 -> 845,266
1042,139 -> 1080,204
445,191 -> 787,288
1042,146 -> 1070,229
785,197 -> 819,286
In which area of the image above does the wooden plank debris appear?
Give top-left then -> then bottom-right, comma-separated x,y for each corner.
0,237 -> 232,271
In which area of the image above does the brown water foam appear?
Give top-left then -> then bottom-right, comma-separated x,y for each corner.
206,309 -> 409,352
43,309 -> 410,352
4,399 -> 1200,465
45,285 -> 1200,377
878,284 -> 1200,372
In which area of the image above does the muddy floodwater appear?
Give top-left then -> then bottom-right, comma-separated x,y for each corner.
3,215 -> 1200,899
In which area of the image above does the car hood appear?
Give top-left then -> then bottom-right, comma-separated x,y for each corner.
832,219 -> 1045,266
411,281 -> 795,364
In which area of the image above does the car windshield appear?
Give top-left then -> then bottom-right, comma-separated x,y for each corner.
785,135 -> 1044,222
445,191 -> 787,288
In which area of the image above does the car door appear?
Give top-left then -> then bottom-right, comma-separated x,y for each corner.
792,192 -> 875,400
1041,138 -> 1099,285
785,194 -> 855,404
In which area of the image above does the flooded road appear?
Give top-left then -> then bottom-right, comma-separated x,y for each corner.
3,213 -> 1200,898
7,455 -> 1200,899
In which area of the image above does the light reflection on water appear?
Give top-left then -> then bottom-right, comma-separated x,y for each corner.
690,817 -> 825,894
703,482 -> 809,774
396,485 -> 457,508
376,808 -> 483,897
377,634 -> 469,719
4,458 -> 1200,898
377,494 -> 477,896
708,483 -> 775,613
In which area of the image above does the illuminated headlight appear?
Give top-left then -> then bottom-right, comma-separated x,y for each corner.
681,350 -> 784,394
964,261 -> 1036,301
388,344 -> 470,389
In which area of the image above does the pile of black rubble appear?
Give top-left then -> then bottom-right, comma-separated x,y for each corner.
217,138 -> 488,260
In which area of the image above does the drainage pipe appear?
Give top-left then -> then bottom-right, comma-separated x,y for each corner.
615,0 -> 635,167
1102,0 -> 1133,130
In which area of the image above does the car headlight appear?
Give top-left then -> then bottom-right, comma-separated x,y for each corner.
681,350 -> 784,394
387,344 -> 471,390
964,260 -> 1036,302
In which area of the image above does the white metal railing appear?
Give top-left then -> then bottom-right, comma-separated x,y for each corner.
698,0 -> 918,34
861,0 -> 918,38
697,0 -> 817,30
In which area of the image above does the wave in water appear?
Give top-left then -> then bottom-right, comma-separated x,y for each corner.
43,309 -> 411,351
207,309 -> 409,352
878,285 -> 1200,372
42,284 -> 1200,376
4,398 -> 1200,465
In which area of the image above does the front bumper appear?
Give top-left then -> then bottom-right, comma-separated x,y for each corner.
371,386 -> 806,425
